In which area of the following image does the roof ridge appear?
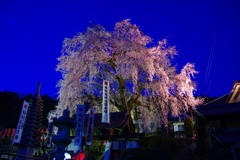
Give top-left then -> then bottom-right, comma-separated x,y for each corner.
204,93 -> 229,105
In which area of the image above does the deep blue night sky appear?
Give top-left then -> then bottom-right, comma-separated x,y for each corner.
0,0 -> 239,98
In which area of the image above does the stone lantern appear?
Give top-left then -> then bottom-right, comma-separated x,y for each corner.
52,108 -> 76,160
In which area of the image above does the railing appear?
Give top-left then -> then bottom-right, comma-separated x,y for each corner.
0,142 -> 19,154
0,152 -> 42,160
0,143 -> 56,160
40,148 -> 56,160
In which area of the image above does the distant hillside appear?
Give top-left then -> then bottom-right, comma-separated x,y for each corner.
0,91 -> 22,128
0,91 -> 58,129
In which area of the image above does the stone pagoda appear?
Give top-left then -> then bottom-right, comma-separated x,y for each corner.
17,83 -> 43,160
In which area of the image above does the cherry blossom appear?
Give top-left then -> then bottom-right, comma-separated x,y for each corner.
56,19 -> 203,131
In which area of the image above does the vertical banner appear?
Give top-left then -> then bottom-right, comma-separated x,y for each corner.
74,105 -> 86,146
102,80 -> 110,123
12,101 -> 29,143
103,142 -> 112,160
85,107 -> 95,145
45,112 -> 56,147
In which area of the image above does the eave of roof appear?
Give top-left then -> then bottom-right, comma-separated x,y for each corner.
85,111 -> 129,128
196,102 -> 240,119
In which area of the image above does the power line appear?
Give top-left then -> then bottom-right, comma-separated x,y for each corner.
203,0 -> 224,96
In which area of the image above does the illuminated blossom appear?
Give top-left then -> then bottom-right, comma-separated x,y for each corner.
56,19 -> 203,131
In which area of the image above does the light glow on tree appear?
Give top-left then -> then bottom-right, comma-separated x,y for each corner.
55,19 -> 203,132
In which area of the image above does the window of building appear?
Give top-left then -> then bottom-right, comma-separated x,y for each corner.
178,125 -> 184,131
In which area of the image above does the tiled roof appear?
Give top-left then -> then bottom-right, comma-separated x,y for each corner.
211,128 -> 240,144
85,111 -> 129,128
196,102 -> 240,118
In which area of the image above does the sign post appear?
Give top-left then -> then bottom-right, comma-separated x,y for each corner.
45,112 -> 56,147
102,80 -> 110,123
85,107 -> 95,145
74,105 -> 86,149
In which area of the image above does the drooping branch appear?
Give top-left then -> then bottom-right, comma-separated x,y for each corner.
55,19 -> 203,132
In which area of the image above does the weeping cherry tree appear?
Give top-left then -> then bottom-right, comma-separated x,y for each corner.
55,19 -> 203,132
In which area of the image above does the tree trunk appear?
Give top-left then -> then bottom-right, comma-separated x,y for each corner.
127,111 -> 135,133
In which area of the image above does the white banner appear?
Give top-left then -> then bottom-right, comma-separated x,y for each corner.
85,107 -> 95,145
48,112 -> 56,123
12,101 -> 29,143
45,113 -> 56,147
103,142 -> 112,160
45,122 -> 54,147
74,105 -> 86,146
102,80 -> 110,123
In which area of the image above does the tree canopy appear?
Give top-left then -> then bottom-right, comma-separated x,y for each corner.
56,19 -> 203,131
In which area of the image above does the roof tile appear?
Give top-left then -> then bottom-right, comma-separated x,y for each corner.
197,102 -> 240,117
